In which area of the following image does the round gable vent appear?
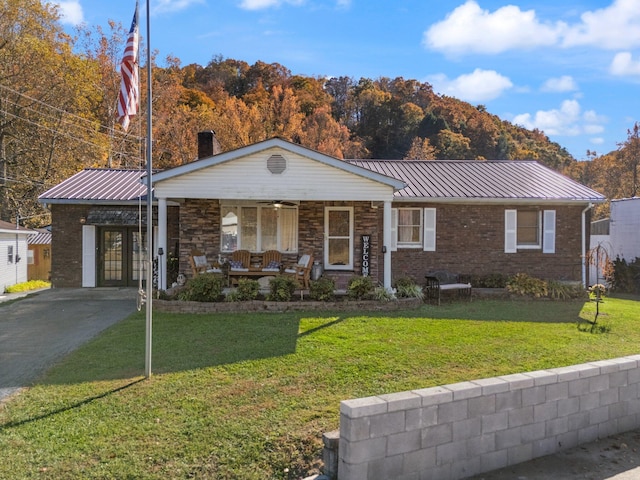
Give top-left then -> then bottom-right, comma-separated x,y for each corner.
267,154 -> 287,174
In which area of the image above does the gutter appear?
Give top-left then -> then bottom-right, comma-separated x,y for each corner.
582,202 -> 594,288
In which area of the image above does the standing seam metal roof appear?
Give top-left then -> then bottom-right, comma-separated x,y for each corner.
38,169 -> 147,202
347,160 -> 605,201
38,160 -> 606,204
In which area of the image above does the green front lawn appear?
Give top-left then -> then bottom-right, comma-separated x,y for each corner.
1,297 -> 639,479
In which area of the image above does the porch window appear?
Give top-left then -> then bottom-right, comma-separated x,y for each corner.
221,204 -> 298,252
505,209 -> 555,253
325,207 -> 353,270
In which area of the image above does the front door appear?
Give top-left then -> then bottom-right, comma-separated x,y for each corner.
98,227 -> 146,287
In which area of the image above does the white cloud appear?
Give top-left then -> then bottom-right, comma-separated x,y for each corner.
512,99 -> 607,137
154,0 -> 205,14
423,1 -> 562,55
424,0 -> 640,55
428,69 -> 513,102
239,0 -> 304,10
590,137 -> 605,145
541,75 -> 578,93
610,52 -> 640,76
53,1 -> 83,25
562,0 -> 640,49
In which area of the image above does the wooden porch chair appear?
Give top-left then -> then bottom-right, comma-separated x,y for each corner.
189,249 -> 222,276
261,250 -> 282,272
284,253 -> 313,289
229,249 -> 250,271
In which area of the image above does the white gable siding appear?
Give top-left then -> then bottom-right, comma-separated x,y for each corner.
154,147 -> 395,201
0,233 -> 30,292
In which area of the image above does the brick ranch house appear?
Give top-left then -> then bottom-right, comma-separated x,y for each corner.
39,136 -> 605,290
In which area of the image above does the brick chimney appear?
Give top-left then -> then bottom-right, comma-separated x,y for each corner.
197,130 -> 222,159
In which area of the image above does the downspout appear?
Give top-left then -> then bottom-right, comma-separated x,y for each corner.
582,202 -> 594,288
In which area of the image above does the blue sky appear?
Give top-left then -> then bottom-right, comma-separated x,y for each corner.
53,0 -> 640,160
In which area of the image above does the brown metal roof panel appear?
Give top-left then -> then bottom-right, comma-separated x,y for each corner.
40,169 -> 147,201
349,159 -> 605,201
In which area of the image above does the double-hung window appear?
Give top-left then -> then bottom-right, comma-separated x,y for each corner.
391,207 -> 436,251
505,209 -> 555,253
221,204 -> 298,252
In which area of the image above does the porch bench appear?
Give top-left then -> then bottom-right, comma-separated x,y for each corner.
424,271 -> 472,305
228,250 -> 282,286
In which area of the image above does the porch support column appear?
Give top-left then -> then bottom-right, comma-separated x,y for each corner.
383,200 -> 392,290
158,197 -> 167,291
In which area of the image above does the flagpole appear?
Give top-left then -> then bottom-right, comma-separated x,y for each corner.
144,0 -> 153,379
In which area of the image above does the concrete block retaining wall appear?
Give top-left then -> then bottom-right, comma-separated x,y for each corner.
335,356 -> 640,480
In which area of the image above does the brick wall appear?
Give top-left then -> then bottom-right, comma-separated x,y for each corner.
391,204 -> 586,284
335,356 -> 640,480
50,204 -> 176,287
50,204 -> 89,287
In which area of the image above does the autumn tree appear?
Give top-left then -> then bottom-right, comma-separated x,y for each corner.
617,122 -> 640,197
404,137 -> 437,160
0,0 -> 103,224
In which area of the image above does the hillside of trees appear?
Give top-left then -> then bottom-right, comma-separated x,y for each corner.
1,1 -> 636,225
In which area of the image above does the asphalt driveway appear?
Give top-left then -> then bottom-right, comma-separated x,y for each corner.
0,288 -> 137,401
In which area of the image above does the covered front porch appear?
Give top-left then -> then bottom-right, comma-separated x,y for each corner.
151,138 -> 405,291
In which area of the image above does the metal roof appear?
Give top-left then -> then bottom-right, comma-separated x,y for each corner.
348,160 -> 606,203
28,229 -> 51,245
38,158 -> 606,205
38,169 -> 147,203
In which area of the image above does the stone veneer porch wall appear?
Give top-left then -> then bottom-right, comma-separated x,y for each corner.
178,200 -> 382,285
334,356 -> 640,480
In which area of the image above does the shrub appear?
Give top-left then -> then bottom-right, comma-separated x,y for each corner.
506,273 -> 548,298
605,256 -> 640,294
394,278 -> 424,300
347,276 -> 375,300
238,278 -> 260,300
266,275 -> 297,302
178,273 -> 226,302
547,280 -> 588,300
309,276 -> 335,301
471,273 -> 508,288
373,286 -> 396,302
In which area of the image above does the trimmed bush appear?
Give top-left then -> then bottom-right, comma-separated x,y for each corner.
226,278 -> 260,302
266,275 -> 297,302
472,273 -> 508,288
347,276 -> 375,300
309,276 -> 335,301
506,273 -> 548,298
178,273 -> 226,302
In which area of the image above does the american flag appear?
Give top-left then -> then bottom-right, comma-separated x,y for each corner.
117,3 -> 139,131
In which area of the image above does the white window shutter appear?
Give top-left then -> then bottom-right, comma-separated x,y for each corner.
504,210 -> 517,253
543,210 -> 556,253
423,208 -> 436,251
390,208 -> 398,252
82,225 -> 96,287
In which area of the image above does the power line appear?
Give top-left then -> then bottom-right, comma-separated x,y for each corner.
0,83 -> 145,144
